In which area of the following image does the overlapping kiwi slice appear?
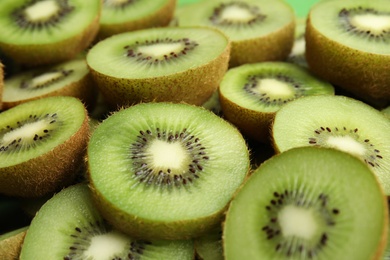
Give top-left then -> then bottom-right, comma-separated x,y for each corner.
87,102 -> 250,240
98,0 -> 176,39
194,227 -> 223,260
2,58 -> 96,110
0,226 -> 28,260
224,147 -> 388,259
219,62 -> 334,143
0,96 -> 89,197
305,0 -> 390,107
0,0 -> 101,66
175,0 -> 295,67
272,95 -> 390,195
19,184 -> 195,259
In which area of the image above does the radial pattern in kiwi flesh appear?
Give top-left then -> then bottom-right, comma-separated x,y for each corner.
224,147 -> 388,259
87,102 -> 250,240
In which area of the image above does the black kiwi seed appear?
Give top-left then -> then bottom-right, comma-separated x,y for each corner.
209,2 -> 266,26
20,69 -> 74,90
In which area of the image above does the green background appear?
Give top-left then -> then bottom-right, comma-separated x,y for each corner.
178,0 -> 321,18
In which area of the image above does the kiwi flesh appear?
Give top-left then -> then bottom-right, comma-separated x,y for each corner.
223,147 -> 388,259
87,102 -> 250,240
87,26 -> 230,108
305,0 -> 390,107
175,0 -> 295,67
219,62 -> 334,143
194,227 -> 223,260
0,0 -> 101,66
286,17 -> 307,67
19,183 -> 195,259
0,96 -> 89,197
0,226 -> 28,260
272,95 -> 390,195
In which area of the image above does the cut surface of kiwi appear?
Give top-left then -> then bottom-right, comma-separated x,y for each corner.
272,95 -> 390,195
87,102 -> 250,240
0,96 -> 89,197
223,147 -> 388,259
195,227 -> 223,260
19,184 -> 195,259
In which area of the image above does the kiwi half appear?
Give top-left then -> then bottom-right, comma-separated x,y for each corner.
0,96 -> 89,197
223,147 -> 388,259
0,0 -> 101,66
305,0 -> 390,107
272,95 -> 390,195
87,26 -> 230,108
87,102 -> 250,240
19,183 -> 195,259
0,226 -> 28,260
219,62 -> 334,143
175,0 -> 295,67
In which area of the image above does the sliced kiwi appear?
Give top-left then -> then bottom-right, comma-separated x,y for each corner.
382,106 -> 390,120
2,58 -> 97,110
219,62 -> 334,143
87,102 -> 250,240
87,26 -> 230,108
175,0 -> 295,67
305,0 -> 390,107
223,147 -> 388,259
19,183 -> 195,259
202,90 -> 222,116
194,227 -> 223,260
0,226 -> 28,260
0,0 -> 101,66
384,197 -> 390,260
98,0 -> 176,39
0,61 -> 3,111
0,96 -> 89,197
272,95 -> 390,195
287,17 -> 307,67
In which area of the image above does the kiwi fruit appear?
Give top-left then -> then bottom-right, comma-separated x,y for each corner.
98,0 -> 176,39
87,102 -> 250,240
382,106 -> 390,120
175,0 -> 295,67
287,17 -> 307,67
272,95 -> 390,195
219,62 -> 334,143
194,227 -> 223,260
0,61 -> 4,111
87,26 -> 230,108
223,147 -> 388,259
0,0 -> 101,66
19,183 -> 195,259
202,90 -> 222,116
0,96 -> 89,197
305,0 -> 390,107
384,197 -> 390,260
0,226 -> 28,260
2,58 -> 97,110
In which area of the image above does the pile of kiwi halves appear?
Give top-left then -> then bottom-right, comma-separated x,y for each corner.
1,0 -> 390,259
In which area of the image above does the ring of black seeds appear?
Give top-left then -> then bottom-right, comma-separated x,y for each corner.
262,190 -> 340,258
12,0 -> 75,31
308,126 -> 383,168
130,128 -> 210,189
103,0 -> 139,9
20,69 -> 74,90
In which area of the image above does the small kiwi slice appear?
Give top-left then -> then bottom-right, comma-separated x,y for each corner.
287,17 -> 307,67
2,58 -> 97,110
305,0 -> 390,107
87,26 -> 230,108
223,147 -> 388,259
0,0 -> 101,66
194,227 -> 223,260
98,0 -> 176,39
87,102 -> 250,240
175,0 -> 295,67
0,96 -> 89,197
0,226 -> 28,260
219,62 -> 334,143
19,184 -> 195,259
272,95 -> 390,195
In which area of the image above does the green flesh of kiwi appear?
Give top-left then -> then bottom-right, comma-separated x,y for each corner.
223,147 -> 388,259
19,184 -> 195,259
194,227 -> 223,260
87,102 -> 250,240
272,95 -> 390,195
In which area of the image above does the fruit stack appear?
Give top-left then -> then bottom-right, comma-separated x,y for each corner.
0,0 -> 390,259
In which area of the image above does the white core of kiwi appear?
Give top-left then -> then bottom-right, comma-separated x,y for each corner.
148,139 -> 189,170
255,78 -> 294,98
84,230 -> 129,260
278,205 -> 318,240
2,120 -> 48,144
29,71 -> 64,89
220,5 -> 255,22
25,0 -> 59,21
137,42 -> 183,58
326,135 -> 366,158
350,14 -> 390,33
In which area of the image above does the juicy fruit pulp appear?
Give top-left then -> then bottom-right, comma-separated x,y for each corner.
87,102 -> 250,240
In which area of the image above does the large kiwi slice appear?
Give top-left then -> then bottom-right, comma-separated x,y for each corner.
19,184 -> 195,259
175,0 -> 295,67
2,58 -> 96,110
223,147 -> 388,259
87,26 -> 230,108
305,0 -> 390,107
219,62 -> 334,143
87,102 -> 250,240
0,0 -> 101,66
272,95 -> 390,195
98,0 -> 176,39
0,226 -> 28,260
0,96 -> 89,197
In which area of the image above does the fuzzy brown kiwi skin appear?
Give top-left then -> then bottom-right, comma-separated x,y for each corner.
0,105 -> 90,198
0,228 -> 28,260
305,16 -> 390,108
